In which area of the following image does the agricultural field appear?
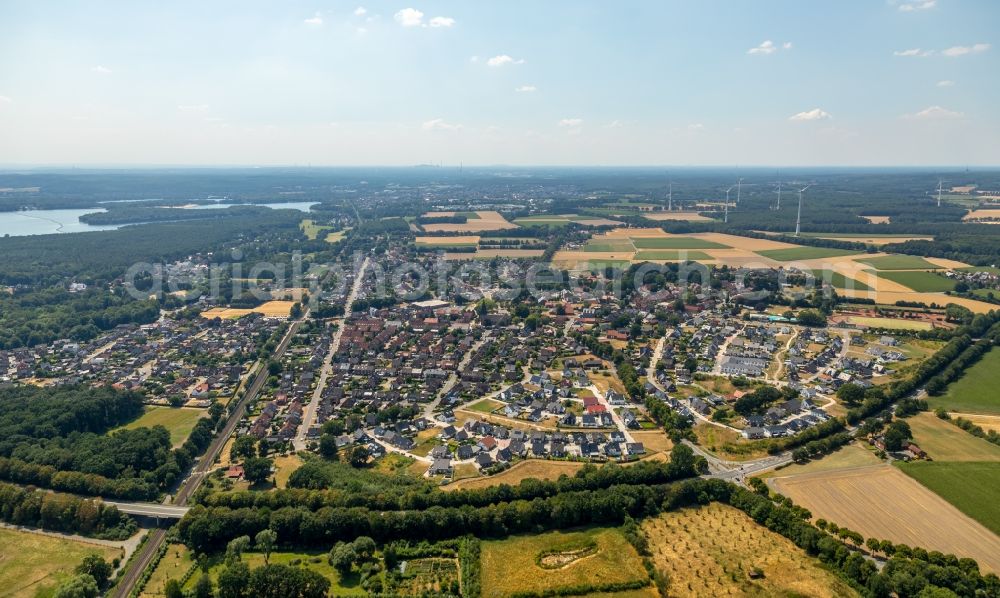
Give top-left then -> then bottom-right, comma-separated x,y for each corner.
927,347 -> 1000,415
444,459 -> 585,491
201,300 -> 295,319
804,269 -> 872,291
0,528 -> 122,598
769,464 -> 1000,572
513,214 -> 622,227
140,544 -> 195,598
632,237 -> 728,249
420,210 -> 517,233
872,270 -> 956,292
114,406 -> 205,447
905,412 -> 1000,461
846,316 -> 933,331
643,211 -> 715,222
963,208 -> 1000,221
443,249 -> 544,260
756,246 -> 860,261
643,503 -> 859,598
858,255 -> 943,270
757,443 -> 881,480
480,527 -> 648,598
897,461 -> 1000,536
415,235 -> 480,247
634,250 -> 712,261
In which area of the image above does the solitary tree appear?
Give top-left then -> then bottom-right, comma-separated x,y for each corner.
255,529 -> 278,565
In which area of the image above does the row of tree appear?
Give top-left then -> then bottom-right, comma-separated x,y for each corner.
0,482 -> 134,540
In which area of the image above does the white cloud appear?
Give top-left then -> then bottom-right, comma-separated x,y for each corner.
469,56 -> 479,63
353,6 -> 367,16
789,108 -> 832,121
421,118 -> 462,131
941,43 -> 990,57
487,54 -> 524,67
0,95 -> 11,104
429,16 -> 455,28
898,0 -> 936,11
303,13 -> 323,25
558,118 -> 583,134
936,79 -> 955,87
514,85 -> 537,93
688,123 -> 705,131
394,8 -> 424,27
903,105 -> 963,120
893,48 -> 932,57
91,65 -> 112,74
747,40 -> 792,55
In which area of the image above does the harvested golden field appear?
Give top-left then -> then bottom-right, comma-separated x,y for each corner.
630,430 -> 674,454
643,211 -> 715,222
770,464 -> 1000,572
644,503 -> 858,598
444,249 -> 544,260
757,443 -> 881,480
816,235 -> 932,245
480,527 -> 648,598
863,215 -> 891,224
963,209 -> 1000,221
838,288 -> 996,313
272,454 -> 304,488
906,412 -> 1000,462
421,210 -> 518,232
201,300 -> 295,319
0,528 -> 122,598
415,235 -> 481,245
444,459 -> 585,491
952,413 -> 1000,434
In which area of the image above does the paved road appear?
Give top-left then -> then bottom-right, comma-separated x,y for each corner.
110,316 -> 303,598
294,256 -> 370,450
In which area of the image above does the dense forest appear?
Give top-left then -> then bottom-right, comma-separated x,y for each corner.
0,385 -> 223,499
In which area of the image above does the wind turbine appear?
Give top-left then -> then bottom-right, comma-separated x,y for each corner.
725,185 -> 735,223
775,180 -> 782,211
794,184 -> 812,237
937,178 -> 943,207
736,178 -> 743,204
668,181 -> 673,211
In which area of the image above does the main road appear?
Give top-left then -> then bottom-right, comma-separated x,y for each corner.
110,314 -> 304,598
294,256 -> 370,450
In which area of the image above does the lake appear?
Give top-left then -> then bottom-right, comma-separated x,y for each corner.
0,202 -> 317,237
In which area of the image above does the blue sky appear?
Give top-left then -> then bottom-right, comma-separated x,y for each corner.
0,0 -> 997,165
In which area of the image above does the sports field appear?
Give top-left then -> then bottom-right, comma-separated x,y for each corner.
643,503 -> 859,597
0,528 -> 121,598
756,246 -> 859,261
906,412 -> 1000,461
858,255 -> 943,270
480,527 -> 648,597
115,406 -> 205,447
927,348 -> 1000,415
873,270 -> 956,292
769,464 -> 1000,572
897,461 -> 1000,536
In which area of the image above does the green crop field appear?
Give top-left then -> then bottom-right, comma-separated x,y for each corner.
874,270 -> 956,292
897,461 -> 1000,536
115,406 -> 205,447
927,348 -> 1000,415
807,269 -> 872,291
584,241 -> 634,252
632,237 -> 727,249
633,250 -> 712,261
858,255 -> 942,270
757,247 -> 860,261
